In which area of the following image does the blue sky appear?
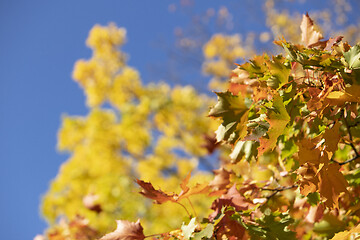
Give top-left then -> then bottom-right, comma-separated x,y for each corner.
0,1 -> 358,239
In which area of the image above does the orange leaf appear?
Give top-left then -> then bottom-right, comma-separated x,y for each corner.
136,172 -> 209,204
318,163 -> 348,209
331,223 -> 360,240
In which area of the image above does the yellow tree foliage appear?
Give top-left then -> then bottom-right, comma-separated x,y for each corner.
41,23 -> 219,237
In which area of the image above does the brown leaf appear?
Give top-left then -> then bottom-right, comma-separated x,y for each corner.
100,220 -> 145,240
136,172 -> 210,204
209,167 -> 231,191
136,179 -> 174,204
300,13 -> 323,47
202,134 -> 220,154
83,193 -> 102,213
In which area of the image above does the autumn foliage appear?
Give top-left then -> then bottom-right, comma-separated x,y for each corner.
37,8 -> 360,240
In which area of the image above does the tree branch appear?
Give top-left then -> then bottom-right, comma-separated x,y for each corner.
260,185 -> 298,200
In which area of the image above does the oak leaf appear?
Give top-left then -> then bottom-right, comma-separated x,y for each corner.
100,219 -> 145,240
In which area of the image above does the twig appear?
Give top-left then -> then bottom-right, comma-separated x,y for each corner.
343,113 -> 360,157
260,185 -> 298,200
332,155 -> 360,166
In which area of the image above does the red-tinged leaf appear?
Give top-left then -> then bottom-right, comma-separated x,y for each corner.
228,82 -> 247,96
258,94 -> 290,156
136,179 -> 174,204
324,36 -> 343,51
210,184 -> 254,221
300,13 -> 323,47
214,215 -> 247,240
100,219 -> 145,240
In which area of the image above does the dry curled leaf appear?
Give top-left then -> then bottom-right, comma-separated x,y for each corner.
100,219 -> 145,240
300,13 -> 323,47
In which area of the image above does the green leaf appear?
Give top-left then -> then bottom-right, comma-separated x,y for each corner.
344,44 -> 360,69
209,92 -> 249,143
258,94 -> 290,156
266,55 -> 290,89
181,217 -> 197,239
307,192 -> 321,206
230,140 -> 257,162
209,92 -> 247,117
252,210 -> 296,240
193,224 -> 214,240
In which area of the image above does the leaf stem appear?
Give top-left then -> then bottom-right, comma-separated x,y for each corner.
186,197 -> 197,217
176,201 -> 192,219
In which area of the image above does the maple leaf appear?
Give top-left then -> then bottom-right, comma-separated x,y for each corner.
209,167 -> 231,191
323,121 -> 341,155
135,179 -> 173,204
326,85 -> 360,105
209,91 -> 249,143
331,223 -> 360,240
136,172 -> 209,204
344,44 -> 360,69
100,219 -> 145,240
297,163 -> 320,196
298,162 -> 349,209
258,94 -> 290,156
181,217 -> 197,239
318,163 -> 349,209
297,138 -> 327,165
300,13 -> 323,47
245,210 -> 296,240
266,55 -> 290,89
210,184 -> 254,221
